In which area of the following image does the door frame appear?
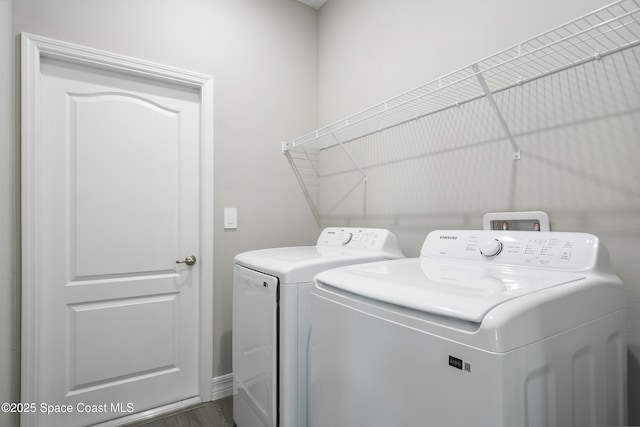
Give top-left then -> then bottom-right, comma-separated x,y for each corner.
21,33 -> 214,425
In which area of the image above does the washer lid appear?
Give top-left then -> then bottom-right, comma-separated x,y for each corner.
315,258 -> 586,323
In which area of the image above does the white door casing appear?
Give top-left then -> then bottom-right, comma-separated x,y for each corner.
21,34 -> 214,426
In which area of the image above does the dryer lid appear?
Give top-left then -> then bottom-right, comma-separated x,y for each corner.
314,258 -> 586,323
235,246 -> 396,283
234,227 -> 404,283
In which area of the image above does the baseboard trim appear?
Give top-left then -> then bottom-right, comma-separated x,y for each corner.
212,373 -> 233,401
97,396 -> 202,427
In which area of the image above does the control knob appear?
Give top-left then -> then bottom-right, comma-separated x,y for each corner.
479,238 -> 503,257
342,232 -> 353,245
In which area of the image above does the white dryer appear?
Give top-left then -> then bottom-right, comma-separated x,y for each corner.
233,227 -> 404,427
311,230 -> 627,427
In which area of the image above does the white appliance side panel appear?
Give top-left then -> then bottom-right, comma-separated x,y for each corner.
233,265 -> 279,427
297,282 -> 313,427
278,281 -> 313,427
278,283 -> 298,427
498,310 -> 627,427
310,292 -> 627,427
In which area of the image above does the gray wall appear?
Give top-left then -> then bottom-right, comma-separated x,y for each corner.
2,1 -> 318,425
316,0 -> 640,424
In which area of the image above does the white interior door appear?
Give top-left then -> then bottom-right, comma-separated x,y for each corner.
21,34 -> 214,427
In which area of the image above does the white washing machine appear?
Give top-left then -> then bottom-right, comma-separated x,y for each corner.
311,230 -> 627,427
233,227 -> 404,427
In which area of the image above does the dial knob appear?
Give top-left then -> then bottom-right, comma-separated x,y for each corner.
342,232 -> 353,245
479,238 -> 503,257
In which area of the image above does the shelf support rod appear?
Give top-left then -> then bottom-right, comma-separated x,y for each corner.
472,64 -> 521,160
330,132 -> 368,182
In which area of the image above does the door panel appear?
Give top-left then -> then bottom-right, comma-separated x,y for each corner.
68,293 -> 179,392
30,52 -> 202,427
72,93 -> 179,277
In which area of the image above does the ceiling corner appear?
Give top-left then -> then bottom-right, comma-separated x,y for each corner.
295,0 -> 328,10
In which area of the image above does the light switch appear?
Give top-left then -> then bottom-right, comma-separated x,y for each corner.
224,207 -> 237,229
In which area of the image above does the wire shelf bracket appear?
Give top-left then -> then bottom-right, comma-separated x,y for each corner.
331,132 -> 368,182
472,63 -> 521,160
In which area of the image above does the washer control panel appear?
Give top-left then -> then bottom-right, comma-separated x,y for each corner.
422,230 -> 599,270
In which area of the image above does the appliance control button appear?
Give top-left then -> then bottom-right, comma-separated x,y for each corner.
342,232 -> 353,245
480,238 -> 503,257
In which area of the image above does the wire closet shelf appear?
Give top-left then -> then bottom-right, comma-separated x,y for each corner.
281,0 -> 640,161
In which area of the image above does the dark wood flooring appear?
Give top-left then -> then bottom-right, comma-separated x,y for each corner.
122,396 -> 234,427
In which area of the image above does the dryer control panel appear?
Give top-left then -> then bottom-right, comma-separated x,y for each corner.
421,230 -> 601,271
317,227 -> 404,258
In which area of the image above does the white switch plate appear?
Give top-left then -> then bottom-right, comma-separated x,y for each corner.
224,207 -> 237,229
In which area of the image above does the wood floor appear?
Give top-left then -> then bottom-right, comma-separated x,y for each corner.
122,396 -> 235,427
